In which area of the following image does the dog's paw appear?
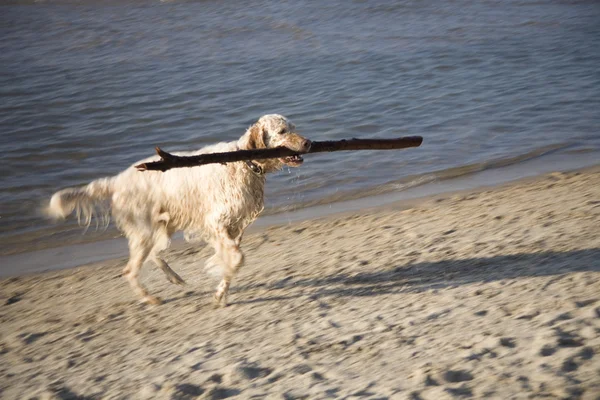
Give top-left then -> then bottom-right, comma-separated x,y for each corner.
212,292 -> 228,308
143,295 -> 163,305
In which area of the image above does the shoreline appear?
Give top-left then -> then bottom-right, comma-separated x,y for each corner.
2,155 -> 600,278
2,145 -> 599,260
1,165 -> 599,398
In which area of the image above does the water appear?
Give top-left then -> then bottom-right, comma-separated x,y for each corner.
1,0 -> 599,257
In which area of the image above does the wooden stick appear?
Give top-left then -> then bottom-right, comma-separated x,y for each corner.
136,136 -> 423,172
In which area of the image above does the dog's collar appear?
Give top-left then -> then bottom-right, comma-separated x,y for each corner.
245,160 -> 264,175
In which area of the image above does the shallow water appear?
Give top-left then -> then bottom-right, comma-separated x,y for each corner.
1,0 -> 599,257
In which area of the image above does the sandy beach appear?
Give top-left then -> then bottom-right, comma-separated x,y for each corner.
1,168 -> 599,399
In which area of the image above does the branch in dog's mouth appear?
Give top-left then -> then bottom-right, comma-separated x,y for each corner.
137,146 -> 307,172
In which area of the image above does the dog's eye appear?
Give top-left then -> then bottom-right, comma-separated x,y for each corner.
278,128 -> 286,135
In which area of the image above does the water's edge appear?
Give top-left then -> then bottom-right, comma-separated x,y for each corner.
2,150 -> 598,279
0,140 -> 591,256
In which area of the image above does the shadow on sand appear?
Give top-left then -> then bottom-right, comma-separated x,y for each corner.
231,248 -> 600,305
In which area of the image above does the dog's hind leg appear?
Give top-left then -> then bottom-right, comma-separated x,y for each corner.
122,237 -> 161,305
152,255 -> 186,286
149,214 -> 185,286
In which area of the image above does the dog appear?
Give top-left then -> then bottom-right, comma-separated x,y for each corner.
48,114 -> 311,306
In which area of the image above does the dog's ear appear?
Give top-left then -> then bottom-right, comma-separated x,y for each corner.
244,123 -> 267,149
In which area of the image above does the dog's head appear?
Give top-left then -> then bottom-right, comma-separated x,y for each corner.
238,114 -> 311,173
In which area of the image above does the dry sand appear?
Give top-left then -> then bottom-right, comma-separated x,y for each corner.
1,168 -> 599,399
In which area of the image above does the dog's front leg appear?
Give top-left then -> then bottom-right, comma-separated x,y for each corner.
212,226 -> 245,307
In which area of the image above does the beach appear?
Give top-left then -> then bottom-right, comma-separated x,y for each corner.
3,0 -> 600,398
1,167 -> 599,399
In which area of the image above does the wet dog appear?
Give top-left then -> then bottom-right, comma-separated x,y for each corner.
48,114 -> 311,305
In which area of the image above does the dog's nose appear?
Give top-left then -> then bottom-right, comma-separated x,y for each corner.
301,139 -> 311,152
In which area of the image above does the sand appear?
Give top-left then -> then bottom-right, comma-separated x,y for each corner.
1,168 -> 599,399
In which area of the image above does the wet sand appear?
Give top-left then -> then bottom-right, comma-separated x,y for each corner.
1,168 -> 599,399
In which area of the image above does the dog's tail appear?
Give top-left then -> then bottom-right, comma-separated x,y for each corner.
47,177 -> 114,228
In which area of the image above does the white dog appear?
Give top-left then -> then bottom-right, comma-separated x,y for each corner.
48,114 -> 311,306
